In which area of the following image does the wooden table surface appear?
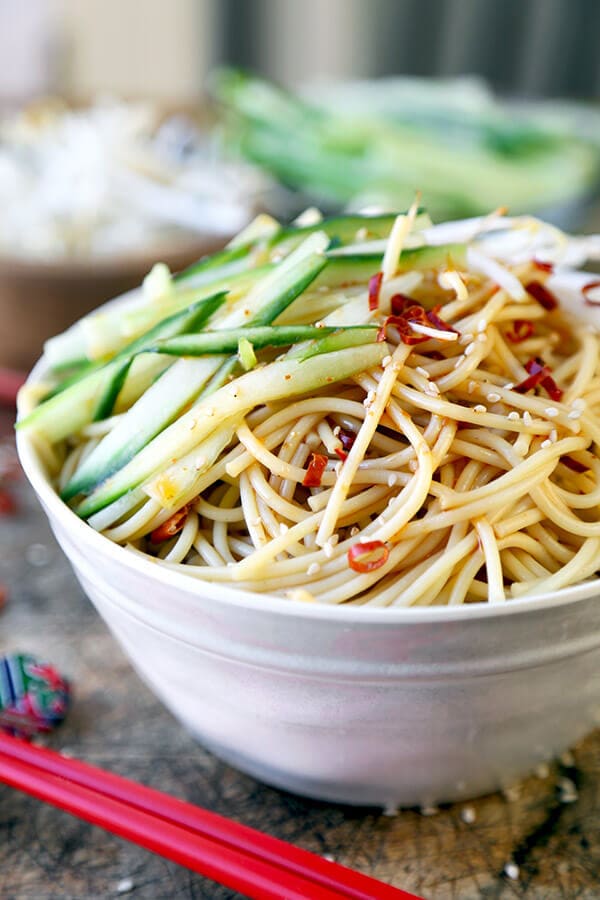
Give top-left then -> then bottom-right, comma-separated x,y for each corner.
2,423 -> 600,900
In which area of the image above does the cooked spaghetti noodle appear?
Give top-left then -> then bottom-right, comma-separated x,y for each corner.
20,211 -> 600,606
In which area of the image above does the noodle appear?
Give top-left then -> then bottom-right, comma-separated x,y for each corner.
28,213 -> 600,606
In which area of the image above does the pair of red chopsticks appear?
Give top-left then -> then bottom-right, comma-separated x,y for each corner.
0,733 -> 423,900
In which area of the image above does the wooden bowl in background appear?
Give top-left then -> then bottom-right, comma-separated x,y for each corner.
0,234 -> 228,371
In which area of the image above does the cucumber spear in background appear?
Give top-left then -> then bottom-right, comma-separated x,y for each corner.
212,69 -> 600,224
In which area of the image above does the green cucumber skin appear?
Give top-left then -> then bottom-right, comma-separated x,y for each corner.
148,325 -> 377,357
76,342 -> 387,518
315,242 -> 467,288
92,358 -> 134,422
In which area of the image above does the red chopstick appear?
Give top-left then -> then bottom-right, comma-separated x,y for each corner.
0,368 -> 25,406
0,733 -> 423,900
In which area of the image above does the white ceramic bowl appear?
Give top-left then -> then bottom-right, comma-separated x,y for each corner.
16,262 -> 600,808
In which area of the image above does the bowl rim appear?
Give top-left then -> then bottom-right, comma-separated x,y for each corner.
16,219 -> 600,625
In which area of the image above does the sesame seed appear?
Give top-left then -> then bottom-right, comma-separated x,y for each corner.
329,534 -> 339,547
572,398 -> 586,409
382,355 -> 392,366
541,439 -> 552,449
116,879 -> 135,895
415,366 -> 429,378
477,318 -> 487,332
550,429 -> 557,442
473,404 -> 487,413
387,473 -> 398,487
545,407 -> 559,417
461,806 -> 476,824
523,410 -> 533,427
507,411 -> 520,421
459,332 -> 473,345
504,862 -> 520,881
350,526 -> 360,537
464,342 -> 476,356
409,459 -> 418,472
323,541 -> 334,558
307,562 -> 321,576
477,333 -> 487,343
487,392 -> 501,403
279,523 -> 289,535
467,380 -> 478,394
505,382 -> 514,390
568,409 -> 582,420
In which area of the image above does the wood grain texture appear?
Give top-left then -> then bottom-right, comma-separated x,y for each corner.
1,440 -> 600,899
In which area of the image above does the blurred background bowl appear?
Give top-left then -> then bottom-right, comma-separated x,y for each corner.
0,235 -> 227,370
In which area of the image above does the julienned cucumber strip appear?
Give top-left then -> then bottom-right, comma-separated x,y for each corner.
76,341 -> 387,518
147,325 -> 377,357
61,234 -> 330,502
174,242 -> 253,286
291,328 -> 380,360
92,358 -> 134,422
18,291 -> 228,443
143,417 -> 243,510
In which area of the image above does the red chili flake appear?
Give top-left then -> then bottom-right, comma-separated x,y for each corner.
150,505 -> 190,543
582,281 -> 600,306
303,452 -> 328,488
348,540 -> 390,573
390,293 -> 415,316
334,428 -> 356,461
378,314 -> 428,345
525,280 -> 559,311
0,488 -> 16,515
514,357 -> 563,401
526,358 -> 563,402
368,272 -> 384,311
506,319 -> 534,343
533,259 -> 554,274
560,455 -> 590,474
382,300 -> 457,344
426,305 -> 459,334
